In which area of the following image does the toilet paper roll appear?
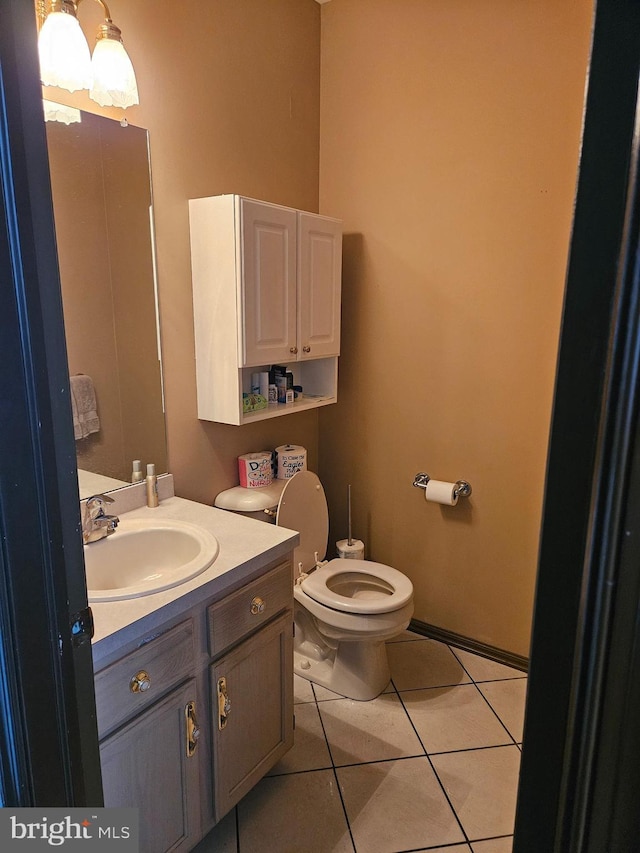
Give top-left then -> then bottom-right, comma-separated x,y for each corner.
336,539 -> 365,559
238,451 -> 273,489
424,479 -> 459,506
258,371 -> 269,400
275,444 -> 307,480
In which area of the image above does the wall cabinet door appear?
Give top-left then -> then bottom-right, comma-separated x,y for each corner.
100,679 -> 201,853
210,610 -> 293,822
240,198 -> 298,367
297,212 -> 342,360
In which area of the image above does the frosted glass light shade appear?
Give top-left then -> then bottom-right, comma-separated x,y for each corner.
90,38 -> 139,108
38,11 -> 91,92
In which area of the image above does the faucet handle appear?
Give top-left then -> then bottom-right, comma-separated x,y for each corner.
85,493 -> 115,517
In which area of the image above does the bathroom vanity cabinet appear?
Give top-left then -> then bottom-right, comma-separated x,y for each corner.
189,194 -> 342,425
94,556 -> 294,851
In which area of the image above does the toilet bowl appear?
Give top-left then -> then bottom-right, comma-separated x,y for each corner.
215,471 -> 414,700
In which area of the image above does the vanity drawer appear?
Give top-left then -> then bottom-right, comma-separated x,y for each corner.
207,561 -> 292,657
94,619 -> 195,739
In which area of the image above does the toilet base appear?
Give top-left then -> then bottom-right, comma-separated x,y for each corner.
294,638 -> 391,701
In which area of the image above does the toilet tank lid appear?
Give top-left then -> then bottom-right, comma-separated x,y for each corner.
214,480 -> 286,512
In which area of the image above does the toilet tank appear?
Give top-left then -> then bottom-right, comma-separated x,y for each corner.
214,480 -> 286,523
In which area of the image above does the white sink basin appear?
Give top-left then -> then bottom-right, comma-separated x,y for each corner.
85,518 -> 219,602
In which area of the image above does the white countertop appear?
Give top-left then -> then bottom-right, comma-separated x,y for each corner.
90,494 -> 299,669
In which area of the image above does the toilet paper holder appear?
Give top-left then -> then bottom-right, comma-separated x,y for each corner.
412,472 -> 472,499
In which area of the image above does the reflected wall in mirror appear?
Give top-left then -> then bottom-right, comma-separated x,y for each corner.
46,110 -> 167,496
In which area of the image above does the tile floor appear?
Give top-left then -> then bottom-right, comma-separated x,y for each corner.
195,632 -> 527,853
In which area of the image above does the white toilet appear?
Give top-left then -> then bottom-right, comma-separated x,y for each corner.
215,471 -> 414,700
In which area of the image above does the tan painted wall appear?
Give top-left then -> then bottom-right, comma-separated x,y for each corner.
41,0 -> 593,656
43,0 -> 323,503
318,0 -> 593,656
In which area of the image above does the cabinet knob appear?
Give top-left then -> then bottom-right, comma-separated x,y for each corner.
303,345 -> 311,353
250,596 -> 266,615
129,670 -> 151,693
289,346 -> 298,354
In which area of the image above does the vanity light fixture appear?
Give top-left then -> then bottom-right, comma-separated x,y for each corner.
37,0 -> 139,109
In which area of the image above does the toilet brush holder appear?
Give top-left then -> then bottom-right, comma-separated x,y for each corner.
336,538 -> 365,559
337,484 -> 365,558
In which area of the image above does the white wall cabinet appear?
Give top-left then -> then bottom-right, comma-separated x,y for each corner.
94,556 -> 294,851
189,194 -> 342,425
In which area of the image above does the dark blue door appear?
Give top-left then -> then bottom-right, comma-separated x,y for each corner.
0,0 -> 102,807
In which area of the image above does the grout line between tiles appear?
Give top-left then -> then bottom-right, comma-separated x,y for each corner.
312,691 -> 357,853
388,842 -> 473,852
473,687 -> 521,747
445,645 -> 525,747
394,681 -> 471,848
426,741 -> 521,759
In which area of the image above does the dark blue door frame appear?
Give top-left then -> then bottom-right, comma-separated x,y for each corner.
0,0 -> 102,806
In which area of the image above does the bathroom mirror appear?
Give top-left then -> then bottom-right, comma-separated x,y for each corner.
45,109 -> 167,498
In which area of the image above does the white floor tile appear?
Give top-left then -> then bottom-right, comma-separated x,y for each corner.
387,638 -> 471,691
319,692 -> 424,766
238,770 -> 354,853
431,745 -> 521,841
337,756 -> 465,852
267,702 -> 332,775
402,684 -> 513,753
477,680 -> 527,743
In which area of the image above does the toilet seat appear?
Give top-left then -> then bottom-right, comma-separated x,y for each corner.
300,559 -> 414,615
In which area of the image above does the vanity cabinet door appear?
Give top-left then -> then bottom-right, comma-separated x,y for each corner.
100,679 -> 201,853
210,609 -> 293,822
240,198 -> 298,367
297,212 -> 342,360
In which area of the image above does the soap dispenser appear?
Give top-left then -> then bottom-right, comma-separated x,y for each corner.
146,463 -> 159,508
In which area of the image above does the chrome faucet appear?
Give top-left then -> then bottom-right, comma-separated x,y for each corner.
82,494 -> 119,544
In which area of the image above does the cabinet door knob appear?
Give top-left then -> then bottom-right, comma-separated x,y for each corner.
217,676 -> 231,730
250,596 -> 266,615
303,345 -> 311,353
129,670 -> 151,693
185,700 -> 200,757
289,346 -> 298,354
